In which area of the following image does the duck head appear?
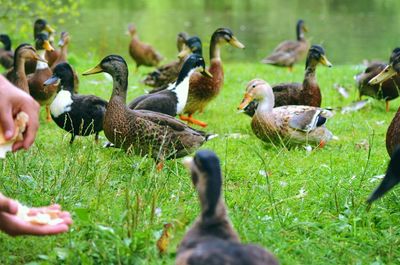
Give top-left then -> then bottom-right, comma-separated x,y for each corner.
0,34 -> 12,51
305,45 -> 332,69
58,32 -> 70,47
178,36 -> 203,59
34,18 -> 55,38
212,28 -> 245,49
238,79 -> 274,112
127,24 -> 137,37
44,62 -> 74,92
13,43 -> 47,68
35,33 -> 55,52
369,48 -> 400,85
177,32 -> 189,52
176,53 -> 212,84
296,19 -> 308,40
183,150 -> 222,218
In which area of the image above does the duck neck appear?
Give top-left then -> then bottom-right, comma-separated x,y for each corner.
110,66 -> 129,103
36,50 -> 49,70
256,96 -> 274,114
210,38 -> 221,61
297,24 -> 304,41
303,63 -> 317,86
60,76 -> 74,93
59,44 -> 68,62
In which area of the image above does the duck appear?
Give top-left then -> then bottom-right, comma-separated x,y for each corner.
176,150 -> 279,265
51,32 -> 79,93
43,62 -> 107,144
143,35 -> 203,89
127,24 -> 163,70
82,55 -> 215,169
367,147 -> 400,204
243,45 -> 332,117
364,48 -> 400,112
128,53 -> 211,117
238,79 -> 333,147
26,18 -> 56,75
5,44 -> 45,93
0,34 -> 14,70
261,19 -> 309,71
180,28 -> 245,127
28,33 -> 58,121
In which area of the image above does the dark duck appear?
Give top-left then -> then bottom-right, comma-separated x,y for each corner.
128,53 -> 212,117
44,62 -> 107,144
0,34 -> 14,69
177,150 -> 279,265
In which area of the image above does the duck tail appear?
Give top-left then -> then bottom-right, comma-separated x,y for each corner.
205,133 -> 219,141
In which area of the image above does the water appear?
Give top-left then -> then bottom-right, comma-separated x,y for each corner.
5,0 -> 400,65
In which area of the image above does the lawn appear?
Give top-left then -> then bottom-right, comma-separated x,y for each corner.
1,57 -> 399,264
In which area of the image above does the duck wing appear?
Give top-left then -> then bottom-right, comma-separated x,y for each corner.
286,107 -> 332,132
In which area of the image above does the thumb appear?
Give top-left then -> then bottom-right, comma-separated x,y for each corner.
0,106 -> 14,140
0,196 -> 18,214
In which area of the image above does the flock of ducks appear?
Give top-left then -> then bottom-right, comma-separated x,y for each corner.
1,18 -> 400,263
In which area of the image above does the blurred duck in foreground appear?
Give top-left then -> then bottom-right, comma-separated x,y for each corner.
128,54 -> 212,117
83,55 -> 216,170
364,48 -> 400,112
6,44 -> 45,93
0,34 -> 14,69
176,150 -> 279,265
244,45 -> 332,117
261,19 -> 309,71
44,63 -> 107,144
142,32 -> 189,87
238,79 -> 333,147
367,147 -> 400,204
180,28 -> 245,127
128,24 -> 164,70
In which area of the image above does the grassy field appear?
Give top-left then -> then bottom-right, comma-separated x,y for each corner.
1,56 -> 399,264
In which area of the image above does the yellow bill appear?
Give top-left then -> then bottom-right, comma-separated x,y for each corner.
82,65 -> 103,75
238,93 -> 253,110
369,65 -> 397,85
229,36 -> 245,49
319,55 -> 332,67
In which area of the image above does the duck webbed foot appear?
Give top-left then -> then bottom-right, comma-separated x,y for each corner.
179,114 -> 207,128
386,100 -> 390,112
156,161 -> 164,172
45,105 -> 52,122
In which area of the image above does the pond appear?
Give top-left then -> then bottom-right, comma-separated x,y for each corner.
4,0 -> 400,65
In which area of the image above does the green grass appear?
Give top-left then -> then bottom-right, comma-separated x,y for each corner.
1,57 -> 400,265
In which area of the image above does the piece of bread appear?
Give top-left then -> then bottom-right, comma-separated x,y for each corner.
0,112 -> 29,158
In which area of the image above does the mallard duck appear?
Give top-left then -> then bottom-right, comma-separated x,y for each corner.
365,48 -> 400,112
51,32 -> 79,93
238,79 -> 333,147
367,147 -> 400,203
82,55 -> 215,169
128,24 -> 163,70
143,35 -> 203,89
128,54 -> 211,116
28,33 -> 58,121
43,62 -> 107,144
180,28 -> 245,127
261,19 -> 309,71
177,150 -> 279,265
242,45 -> 332,117
26,18 -> 56,75
0,34 -> 14,69
5,44 -> 45,93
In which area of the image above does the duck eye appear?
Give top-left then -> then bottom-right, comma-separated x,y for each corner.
252,85 -> 256,88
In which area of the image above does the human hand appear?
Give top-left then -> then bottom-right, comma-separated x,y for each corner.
0,194 -> 72,236
0,75 -> 40,151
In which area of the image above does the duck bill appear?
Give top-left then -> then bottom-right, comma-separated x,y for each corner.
319,55 -> 332,67
302,25 -> 309,33
43,40 -> 55,52
369,65 -> 397,85
200,68 -> 213,78
82,65 -> 103,75
229,36 -> 245,49
238,93 -> 253,110
43,76 -> 60,87
45,24 -> 55,34
178,45 -> 191,59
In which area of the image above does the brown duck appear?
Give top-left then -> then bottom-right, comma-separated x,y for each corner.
51,32 -> 79,93
261,19 -> 309,71
243,45 -> 332,117
180,28 -> 245,127
177,150 -> 279,265
0,34 -> 14,69
5,44 -> 45,93
82,55 -> 215,170
128,24 -> 163,70
28,33 -> 57,121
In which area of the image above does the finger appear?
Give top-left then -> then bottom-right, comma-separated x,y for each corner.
0,197 -> 18,214
22,110 -> 39,150
0,106 -> 14,140
19,223 -> 70,236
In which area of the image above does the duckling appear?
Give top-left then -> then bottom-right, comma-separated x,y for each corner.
25,18 -> 56,75
83,55 -> 215,169
44,62 -> 107,144
180,28 -> 245,127
0,34 -> 14,70
365,48 -> 400,112
241,45 -> 332,117
261,19 -> 309,71
143,35 -> 203,89
128,24 -> 163,70
5,44 -> 45,93
28,33 -> 57,121
51,32 -> 79,93
367,147 -> 400,203
128,54 -> 211,117
177,150 -> 279,265
238,79 -> 333,147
